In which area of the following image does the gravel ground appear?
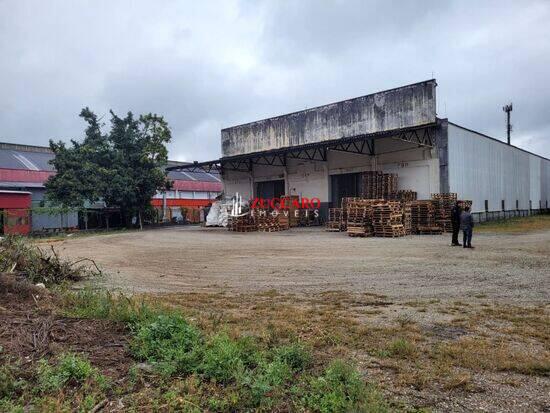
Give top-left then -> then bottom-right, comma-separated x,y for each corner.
51,226 -> 550,412
55,226 -> 550,304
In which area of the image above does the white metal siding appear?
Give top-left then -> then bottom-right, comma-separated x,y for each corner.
448,124 -> 550,213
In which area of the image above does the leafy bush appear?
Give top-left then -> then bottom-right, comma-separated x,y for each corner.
200,333 -> 257,384
273,342 -> 311,372
0,236 -> 101,286
37,353 -> 106,393
304,360 -> 388,413
131,314 -> 203,376
0,362 -> 25,399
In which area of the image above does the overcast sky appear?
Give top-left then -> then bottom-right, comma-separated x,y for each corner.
1,0 -> 549,160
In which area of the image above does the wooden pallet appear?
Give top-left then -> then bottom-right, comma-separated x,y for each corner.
417,225 -> 443,235
326,208 -> 344,231
228,215 -> 257,232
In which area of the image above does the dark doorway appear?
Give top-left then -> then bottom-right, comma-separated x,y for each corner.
256,180 -> 285,199
331,173 -> 361,207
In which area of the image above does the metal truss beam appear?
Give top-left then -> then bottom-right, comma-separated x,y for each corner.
328,138 -> 375,156
168,125 -> 435,174
249,153 -> 286,167
287,147 -> 327,162
393,127 -> 434,147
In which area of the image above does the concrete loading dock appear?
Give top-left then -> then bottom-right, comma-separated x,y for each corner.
169,79 -> 550,222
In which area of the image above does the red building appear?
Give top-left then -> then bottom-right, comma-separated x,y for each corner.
0,190 -> 32,235
151,161 -> 223,223
0,142 -> 223,233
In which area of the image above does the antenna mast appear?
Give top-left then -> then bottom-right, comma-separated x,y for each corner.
502,103 -> 513,145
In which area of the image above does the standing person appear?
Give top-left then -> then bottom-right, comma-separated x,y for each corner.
451,201 -> 462,246
460,205 -> 474,249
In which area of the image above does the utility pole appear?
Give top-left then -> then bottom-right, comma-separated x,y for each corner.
502,103 -> 513,145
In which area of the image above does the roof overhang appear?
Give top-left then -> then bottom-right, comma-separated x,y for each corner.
167,122 -> 437,174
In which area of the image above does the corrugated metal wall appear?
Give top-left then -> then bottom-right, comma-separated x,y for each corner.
448,123 -> 550,212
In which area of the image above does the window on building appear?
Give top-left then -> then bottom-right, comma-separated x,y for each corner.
501,200 -> 505,211
484,200 -> 489,212
516,200 -> 519,210
193,192 -> 209,199
529,200 -> 532,210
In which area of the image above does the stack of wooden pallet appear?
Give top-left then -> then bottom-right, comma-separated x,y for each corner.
228,214 -> 257,232
410,200 -> 440,234
326,208 -> 343,231
255,211 -> 287,232
382,174 -> 398,199
395,190 -> 417,202
280,195 -> 300,227
431,193 -> 457,233
371,201 -> 405,237
402,202 -> 412,235
341,197 -> 361,230
346,205 -> 373,237
360,171 -> 398,199
361,172 -> 383,199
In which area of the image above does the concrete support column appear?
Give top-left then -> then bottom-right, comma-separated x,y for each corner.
436,118 -> 450,193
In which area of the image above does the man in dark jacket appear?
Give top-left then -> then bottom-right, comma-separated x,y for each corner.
451,201 -> 462,246
460,206 -> 474,248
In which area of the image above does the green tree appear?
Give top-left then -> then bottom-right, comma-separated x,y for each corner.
46,108 -> 172,228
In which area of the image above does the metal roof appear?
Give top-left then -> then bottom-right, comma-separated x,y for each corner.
0,143 -> 221,183
0,147 -> 55,171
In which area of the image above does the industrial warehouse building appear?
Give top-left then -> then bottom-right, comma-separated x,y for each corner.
0,142 -> 222,234
171,79 -> 550,220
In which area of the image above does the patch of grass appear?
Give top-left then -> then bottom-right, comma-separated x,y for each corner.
386,338 -> 418,359
131,313 -> 203,377
434,337 -> 550,376
36,353 -> 108,393
62,287 -> 162,324
476,214 -> 550,233
200,333 -> 259,384
61,289 -> 390,411
304,360 -> 390,413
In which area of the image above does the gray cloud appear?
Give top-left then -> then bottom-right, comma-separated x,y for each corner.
1,0 -> 549,160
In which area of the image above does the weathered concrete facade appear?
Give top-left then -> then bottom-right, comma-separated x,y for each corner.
212,79 -> 550,219
221,80 -> 437,157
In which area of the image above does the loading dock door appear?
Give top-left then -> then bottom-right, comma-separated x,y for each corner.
256,180 -> 285,199
331,173 -> 361,207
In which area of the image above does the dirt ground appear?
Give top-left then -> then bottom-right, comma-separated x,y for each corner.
54,226 -> 550,304
0,275 -> 132,381
18,226 -> 550,411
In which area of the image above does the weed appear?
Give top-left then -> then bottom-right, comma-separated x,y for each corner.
386,338 -> 417,359
200,333 -> 256,384
434,338 -> 550,376
0,362 -> 25,399
273,342 -> 312,372
36,353 -> 107,393
303,360 -> 389,413
62,287 -> 160,324
131,313 -> 203,376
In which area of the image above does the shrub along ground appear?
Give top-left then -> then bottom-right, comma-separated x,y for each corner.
1,282 -> 399,412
